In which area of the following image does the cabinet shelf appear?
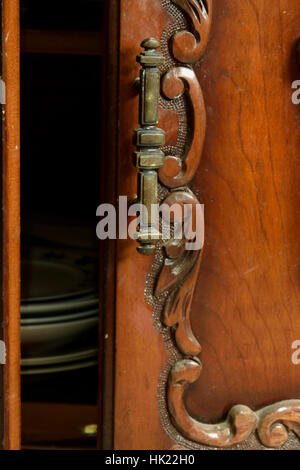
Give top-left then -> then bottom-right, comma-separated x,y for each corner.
21,29 -> 105,56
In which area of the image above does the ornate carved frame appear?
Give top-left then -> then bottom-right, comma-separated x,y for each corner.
145,0 -> 300,449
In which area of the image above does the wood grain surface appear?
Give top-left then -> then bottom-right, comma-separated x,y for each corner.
113,0 -> 300,449
2,0 -> 21,450
188,0 -> 300,422
114,0 -> 173,450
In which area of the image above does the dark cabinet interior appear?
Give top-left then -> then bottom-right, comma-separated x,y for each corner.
20,0 -> 105,449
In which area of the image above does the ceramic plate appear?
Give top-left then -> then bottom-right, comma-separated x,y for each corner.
21,347 -> 98,367
21,358 -> 98,375
21,291 -> 99,317
21,259 -> 96,302
21,314 -> 98,358
21,244 -> 98,313
21,307 -> 99,325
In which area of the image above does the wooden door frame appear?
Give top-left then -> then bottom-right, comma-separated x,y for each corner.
1,0 -> 21,450
100,0 -> 174,451
98,0 -> 120,450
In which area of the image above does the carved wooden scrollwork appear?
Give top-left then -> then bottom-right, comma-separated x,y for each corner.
155,188 -> 203,356
159,67 -> 206,188
168,361 -> 300,448
171,0 -> 213,64
257,401 -> 300,448
144,0 -> 300,450
168,360 -> 258,447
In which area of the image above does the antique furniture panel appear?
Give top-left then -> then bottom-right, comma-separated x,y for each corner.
186,0 -> 300,425
114,0 -> 300,450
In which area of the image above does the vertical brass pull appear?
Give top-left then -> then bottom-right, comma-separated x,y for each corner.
133,38 -> 165,255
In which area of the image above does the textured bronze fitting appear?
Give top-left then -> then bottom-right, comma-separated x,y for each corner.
132,38 -> 165,255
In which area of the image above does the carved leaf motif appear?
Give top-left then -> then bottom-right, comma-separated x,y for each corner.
171,0 -> 213,64
155,188 -> 203,355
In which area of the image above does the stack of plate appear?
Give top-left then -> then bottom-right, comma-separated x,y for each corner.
21,243 -> 99,376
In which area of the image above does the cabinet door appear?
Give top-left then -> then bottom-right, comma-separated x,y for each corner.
109,0 -> 300,450
1,0 -> 21,450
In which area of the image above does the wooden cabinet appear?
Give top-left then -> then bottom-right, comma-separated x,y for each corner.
111,0 -> 300,450
2,0 -> 300,450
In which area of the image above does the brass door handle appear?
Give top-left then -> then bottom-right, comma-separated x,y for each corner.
133,38 -> 165,255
